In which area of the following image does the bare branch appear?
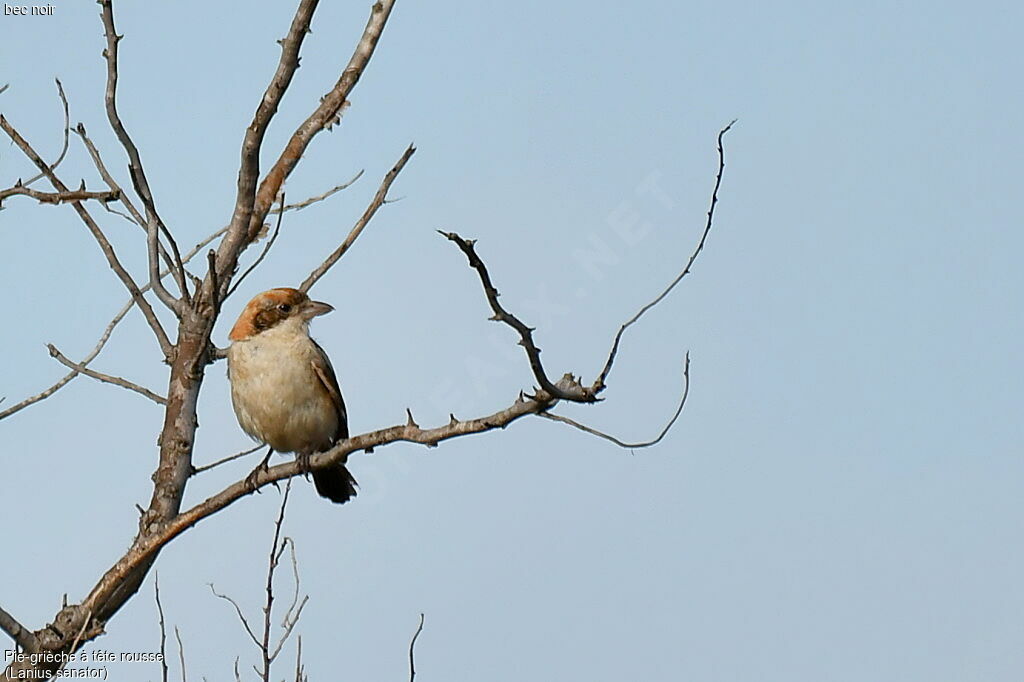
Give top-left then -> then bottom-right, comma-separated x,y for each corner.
0,115 -> 174,358
593,120 -> 735,395
79,386 -> 572,602
260,482 -> 292,681
0,224 -> 225,422
47,344 -> 167,406
269,171 -> 364,214
208,585 -> 261,650
173,626 -> 187,682
440,231 -> 595,403
228,192 -> 286,299
294,636 -> 304,682
191,444 -> 263,476
0,604 -> 39,653
408,613 -> 425,682
98,0 -> 189,310
215,0 -> 397,297
23,79 -> 70,188
154,574 -> 169,682
0,83 -> 8,96
541,353 -> 691,449
300,144 -> 415,292
0,185 -> 119,205
214,0 -> 321,297
75,122 -> 144,225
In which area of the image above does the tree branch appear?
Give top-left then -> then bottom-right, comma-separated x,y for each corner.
214,0 -> 397,298
0,224 -> 225,422
0,604 -> 39,653
408,613 -> 424,682
98,0 -> 189,311
440,231 -> 596,403
300,144 -> 415,292
0,185 -> 119,206
47,344 -> 167,406
22,79 -> 70,188
540,353 -> 691,449
593,120 -> 735,395
0,114 -> 174,359
269,171 -> 364,214
154,574 -> 169,682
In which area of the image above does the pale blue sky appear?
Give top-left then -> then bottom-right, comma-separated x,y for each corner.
2,1 -> 1022,680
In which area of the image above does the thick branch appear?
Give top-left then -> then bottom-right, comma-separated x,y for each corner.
300,144 -> 415,292
0,604 -> 38,653
212,0 -> 321,302
79,384 -> 572,621
0,114 -> 173,358
214,0 -> 396,299
47,344 -> 167,405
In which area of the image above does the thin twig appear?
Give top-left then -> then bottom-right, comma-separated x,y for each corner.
0,225 -> 225,422
154,573 -> 170,682
229,192 -> 286,299
99,0 -> 189,309
192,444 -> 263,476
47,344 -> 167,405
294,636 -> 304,682
593,120 -> 735,395
261,481 -> 293,681
0,185 -> 119,205
541,353 -> 691,449
23,79 -> 70,187
0,114 -> 174,358
174,626 -> 187,682
300,145 -> 415,292
269,171 -> 364,214
408,613 -> 425,682
75,122 -> 189,283
207,585 -> 261,649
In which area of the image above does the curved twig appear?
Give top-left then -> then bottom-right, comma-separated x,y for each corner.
592,120 -> 735,395
23,79 -> 70,188
541,353 -> 690,449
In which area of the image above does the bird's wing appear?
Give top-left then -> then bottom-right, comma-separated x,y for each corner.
309,339 -> 349,441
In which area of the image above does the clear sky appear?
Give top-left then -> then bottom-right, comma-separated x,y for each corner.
2,1 -> 1022,680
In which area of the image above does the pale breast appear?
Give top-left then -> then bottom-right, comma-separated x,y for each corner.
227,325 -> 339,454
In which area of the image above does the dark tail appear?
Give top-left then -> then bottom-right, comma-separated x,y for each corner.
312,464 -> 358,504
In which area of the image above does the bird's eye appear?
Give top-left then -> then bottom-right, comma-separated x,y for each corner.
277,303 -> 292,314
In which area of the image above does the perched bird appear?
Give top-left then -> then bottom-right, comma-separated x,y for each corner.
227,287 -> 357,504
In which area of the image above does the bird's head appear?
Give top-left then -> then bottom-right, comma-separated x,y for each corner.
228,287 -> 334,342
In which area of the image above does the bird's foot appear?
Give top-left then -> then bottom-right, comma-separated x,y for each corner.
296,451 -> 313,479
245,448 -> 273,493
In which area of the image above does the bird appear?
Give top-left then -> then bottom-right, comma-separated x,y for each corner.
226,287 -> 357,504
